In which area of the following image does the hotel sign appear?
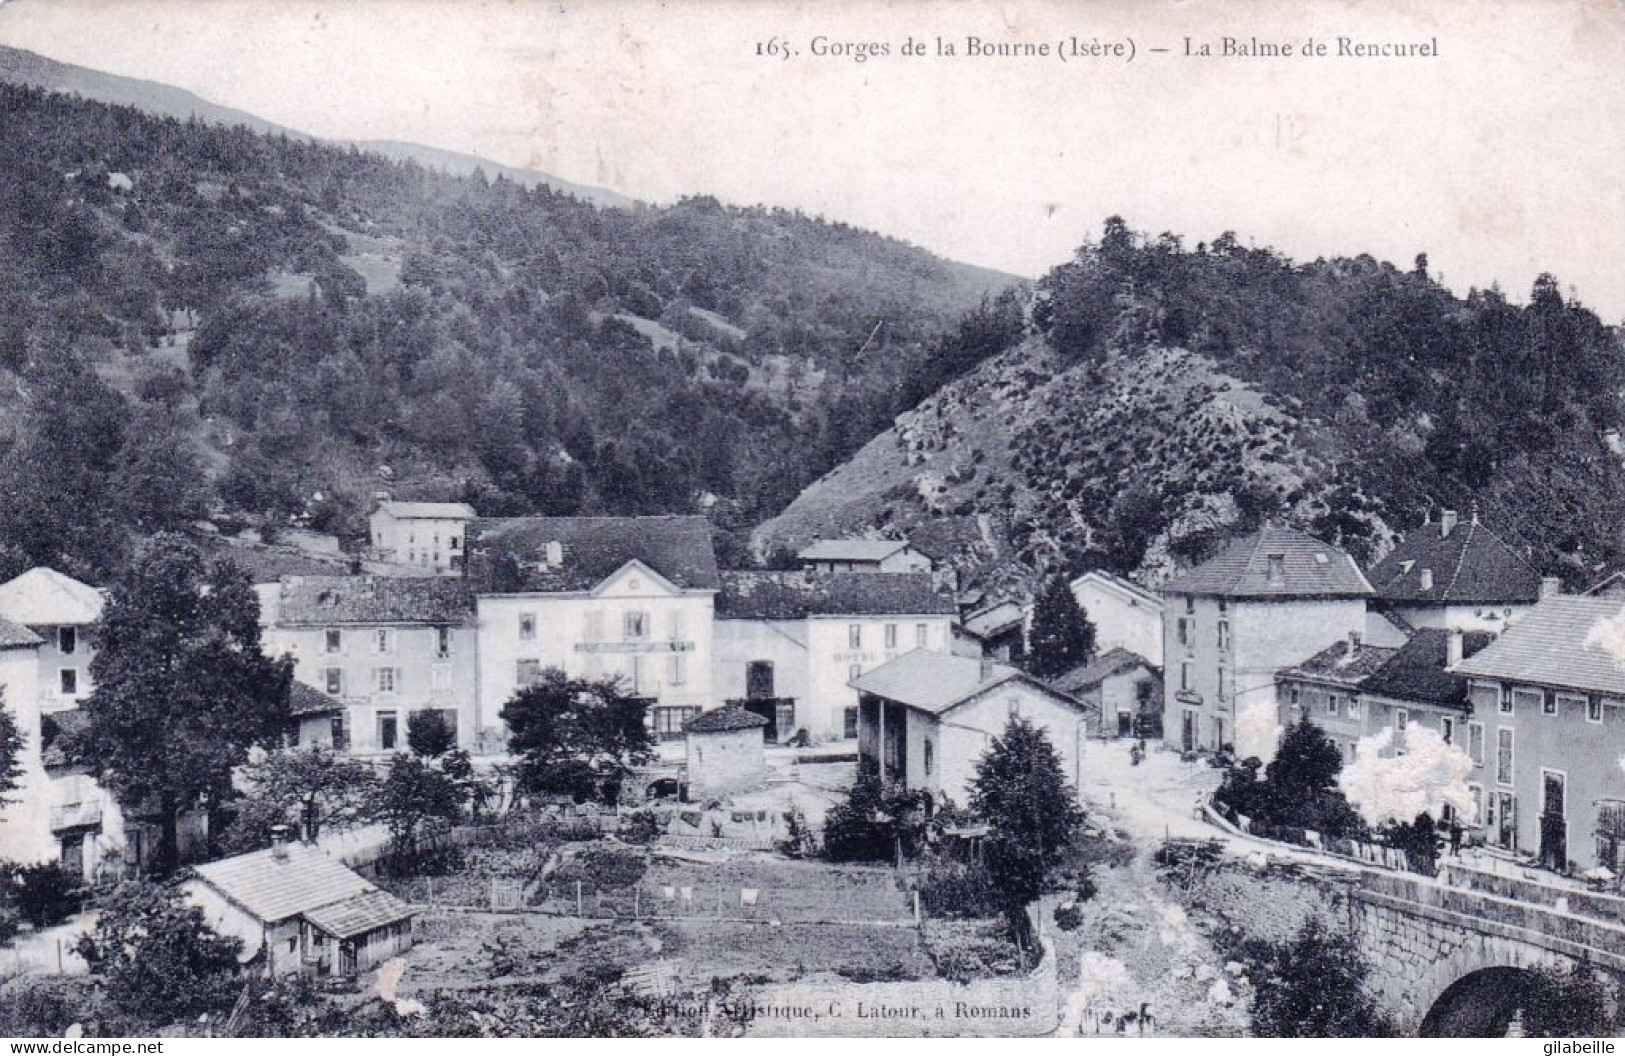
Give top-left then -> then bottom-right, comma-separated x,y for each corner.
575,641 -> 694,654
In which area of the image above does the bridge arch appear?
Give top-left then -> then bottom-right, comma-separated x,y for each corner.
1404,936 -> 1574,1036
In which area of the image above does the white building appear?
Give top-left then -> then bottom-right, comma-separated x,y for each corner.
799,539 -> 933,574
0,567 -> 105,713
368,500 -> 476,575
713,571 -> 959,742
468,516 -> 719,741
1070,570 -> 1165,669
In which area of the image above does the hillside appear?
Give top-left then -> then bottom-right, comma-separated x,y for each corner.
0,77 -> 1020,582
756,222 -> 1625,598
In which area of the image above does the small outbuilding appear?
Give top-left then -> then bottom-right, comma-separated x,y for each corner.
684,705 -> 769,801
184,840 -> 415,978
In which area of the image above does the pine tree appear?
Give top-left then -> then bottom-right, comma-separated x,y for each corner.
1025,575 -> 1096,681
0,690 -> 22,807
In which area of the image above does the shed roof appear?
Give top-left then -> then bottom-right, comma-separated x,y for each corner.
1452,596 -> 1625,697
0,617 -> 43,649
1049,647 -> 1156,696
469,515 -> 720,593
1278,640 -> 1402,688
1359,628 -> 1496,709
376,501 -> 476,521
0,567 -> 104,626
798,539 -> 912,562
277,575 -> 474,626
1160,526 -> 1372,599
301,888 -> 416,940
289,681 -> 346,717
716,571 -> 956,620
685,706 -> 769,733
962,601 -> 1026,638
189,843 -> 383,925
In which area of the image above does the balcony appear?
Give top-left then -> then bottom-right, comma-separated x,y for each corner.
50,800 -> 102,833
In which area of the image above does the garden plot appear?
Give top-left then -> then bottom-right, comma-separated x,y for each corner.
641,856 -> 912,923
656,921 -> 933,984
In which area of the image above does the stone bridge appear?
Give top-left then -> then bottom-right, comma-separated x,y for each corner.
1347,868 -> 1625,1035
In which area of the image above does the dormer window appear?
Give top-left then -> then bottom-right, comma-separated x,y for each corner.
58,628 -> 76,655
545,541 -> 564,567
1266,554 -> 1285,585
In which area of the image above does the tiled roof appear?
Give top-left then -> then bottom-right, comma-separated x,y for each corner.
202,539 -> 355,585
685,705 -> 769,733
962,601 -> 1026,638
1367,517 -> 1542,604
1278,640 -> 1402,688
468,516 -> 720,593
1453,596 -> 1625,697
851,649 -> 1092,717
1160,526 -> 1372,599
1359,628 -> 1496,710
377,500 -> 476,520
188,843 -> 382,925
1050,647 -> 1155,696
0,617 -> 42,649
276,575 -> 474,626
798,539 -> 911,562
715,571 -> 957,620
289,681 -> 345,717
301,888 -> 415,940
0,567 -> 104,626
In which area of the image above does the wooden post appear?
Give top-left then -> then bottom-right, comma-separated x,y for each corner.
576,880 -> 583,917
56,938 -> 62,973
634,887 -> 640,919
912,889 -> 921,926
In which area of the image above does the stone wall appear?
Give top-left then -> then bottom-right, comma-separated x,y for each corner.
1162,852 -> 1349,947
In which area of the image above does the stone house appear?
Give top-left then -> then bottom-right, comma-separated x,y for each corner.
1070,570 -> 1165,668
712,571 -> 958,743
185,840 -> 415,977
1365,508 -> 1553,633
1050,647 -> 1163,739
1161,526 -> 1374,760
798,538 -> 933,574
851,650 -> 1097,807
467,516 -> 718,743
262,575 -> 479,753
1451,595 -> 1625,873
368,500 -> 476,574
684,705 -> 768,801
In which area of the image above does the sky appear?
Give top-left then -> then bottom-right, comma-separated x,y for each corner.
1,0 -> 1621,319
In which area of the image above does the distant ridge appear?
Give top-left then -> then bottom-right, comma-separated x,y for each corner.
0,43 -> 634,208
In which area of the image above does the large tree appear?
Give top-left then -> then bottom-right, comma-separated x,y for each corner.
69,534 -> 293,873
1025,575 -> 1096,681
230,745 -> 378,847
1261,712 -> 1364,836
969,716 -> 1085,948
0,689 -> 22,808
500,669 -> 655,803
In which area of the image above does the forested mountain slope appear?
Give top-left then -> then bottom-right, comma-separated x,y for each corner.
0,79 -> 1018,581
755,221 -> 1625,598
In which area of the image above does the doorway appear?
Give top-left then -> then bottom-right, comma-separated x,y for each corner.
1117,711 -> 1133,738
1540,770 -> 1567,871
1496,791 -> 1517,851
1181,710 -> 1195,752
746,661 -> 775,699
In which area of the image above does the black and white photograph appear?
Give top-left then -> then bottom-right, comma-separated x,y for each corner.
0,0 -> 1622,1041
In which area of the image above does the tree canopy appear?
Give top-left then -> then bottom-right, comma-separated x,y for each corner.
1025,575 -> 1096,681
0,691 -> 22,809
500,669 -> 655,803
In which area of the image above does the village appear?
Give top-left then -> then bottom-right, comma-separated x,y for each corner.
2,495 -> 1624,1037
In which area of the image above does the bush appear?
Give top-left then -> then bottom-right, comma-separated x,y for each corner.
923,920 -> 1024,982
914,864 -> 1005,920
1053,901 -> 1083,931
553,844 -> 647,890
620,809 -> 664,846
11,862 -> 80,928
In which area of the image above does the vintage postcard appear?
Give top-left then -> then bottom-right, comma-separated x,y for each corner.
0,0 -> 1621,1042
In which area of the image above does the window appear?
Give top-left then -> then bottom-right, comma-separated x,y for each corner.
1557,692 -> 1586,719
849,624 -> 862,648
1504,687 -> 1534,715
924,741 -> 934,776
848,664 -> 862,683
1441,716 -> 1454,745
376,628 -> 393,654
325,628 -> 342,654
651,706 -> 700,739
885,624 -> 898,649
1468,722 -> 1485,766
330,714 -> 349,752
449,535 -> 461,552
1181,660 -> 1192,692
1589,697 -> 1605,724
518,613 -> 536,642
1348,697 -> 1362,720
1217,620 -> 1230,651
1177,618 -> 1190,647
1396,708 -> 1409,732
376,667 -> 398,694
377,711 -> 398,751
1543,692 -> 1559,716
1289,684 -> 1300,706
668,654 -> 687,686
916,623 -> 929,648
58,627 -> 76,655
435,626 -> 452,660
844,707 -> 859,739
325,667 -> 344,696
1327,693 -> 1341,717
1496,727 -> 1514,785
59,669 -> 77,696
1266,554 -> 1285,585
1184,596 -> 1194,615
623,611 -> 648,640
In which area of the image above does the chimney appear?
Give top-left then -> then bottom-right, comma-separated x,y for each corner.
1446,628 -> 1464,668
269,824 -> 292,860
1346,631 -> 1362,659
545,540 -> 564,568
1419,568 -> 1434,592
1440,509 -> 1458,538
1540,576 -> 1562,600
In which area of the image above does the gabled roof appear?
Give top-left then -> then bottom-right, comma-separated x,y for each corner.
1278,640 -> 1402,688
1360,628 -> 1495,710
468,516 -> 720,594
376,500 -> 476,521
277,575 -> 474,626
1070,570 -> 1161,609
0,567 -> 104,626
1050,647 -> 1157,696
188,843 -> 391,925
798,539 -> 912,563
289,681 -> 345,717
716,571 -> 957,620
1452,596 -> 1625,697
1367,516 -> 1542,605
1160,526 -> 1372,599
851,649 -> 1093,717
0,617 -> 43,649
685,705 -> 769,733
